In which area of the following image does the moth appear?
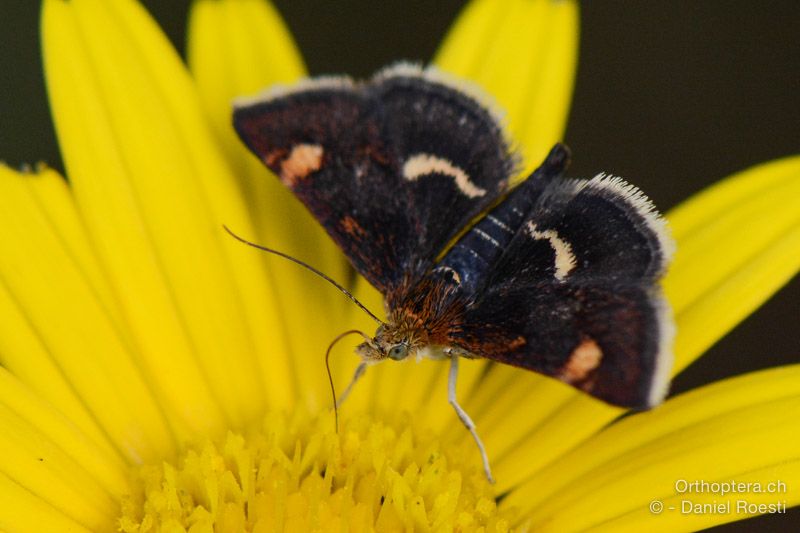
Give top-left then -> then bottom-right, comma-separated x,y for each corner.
233,64 -> 675,482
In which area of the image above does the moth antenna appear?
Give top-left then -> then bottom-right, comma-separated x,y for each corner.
325,329 -> 372,433
223,225 -> 385,326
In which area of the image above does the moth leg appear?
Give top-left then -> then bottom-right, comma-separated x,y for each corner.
337,361 -> 367,407
448,355 -> 495,484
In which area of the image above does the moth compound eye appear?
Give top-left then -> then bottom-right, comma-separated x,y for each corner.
388,344 -> 409,360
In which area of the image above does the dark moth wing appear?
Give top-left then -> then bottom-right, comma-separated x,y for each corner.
233,64 -> 516,294
440,146 -> 675,408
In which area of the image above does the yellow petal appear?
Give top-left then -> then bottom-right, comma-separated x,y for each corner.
0,472 -> 94,532
419,357 -> 487,433
354,356 -> 485,435
435,0 -> 579,176
665,156 -> 800,372
489,388 -> 620,493
0,164 -> 174,462
188,0 -> 305,163
504,365 -> 800,531
0,369 -> 125,531
188,0 -> 351,409
24,165 -> 125,324
44,0 -> 294,435
0,165 -> 126,457
444,367 -> 590,467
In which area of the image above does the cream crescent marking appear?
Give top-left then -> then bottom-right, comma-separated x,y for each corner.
402,153 -> 487,198
525,222 -> 577,281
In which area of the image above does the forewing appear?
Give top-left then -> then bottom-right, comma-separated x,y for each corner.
234,78 -> 406,291
441,164 -> 674,407
233,64 -> 516,293
366,66 -> 516,266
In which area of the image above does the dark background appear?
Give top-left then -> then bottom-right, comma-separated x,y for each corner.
1,2 -> 798,530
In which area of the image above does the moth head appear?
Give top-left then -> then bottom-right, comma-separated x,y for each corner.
356,323 -> 412,362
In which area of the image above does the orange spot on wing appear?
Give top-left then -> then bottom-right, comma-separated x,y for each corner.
339,215 -> 367,238
559,338 -> 603,383
507,336 -> 527,351
279,143 -> 324,187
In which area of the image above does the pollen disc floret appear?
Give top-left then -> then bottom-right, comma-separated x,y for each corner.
119,412 -> 511,532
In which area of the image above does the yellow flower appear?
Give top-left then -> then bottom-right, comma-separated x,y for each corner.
0,0 -> 797,531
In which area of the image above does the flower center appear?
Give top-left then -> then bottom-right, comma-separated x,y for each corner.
119,411 -> 511,531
